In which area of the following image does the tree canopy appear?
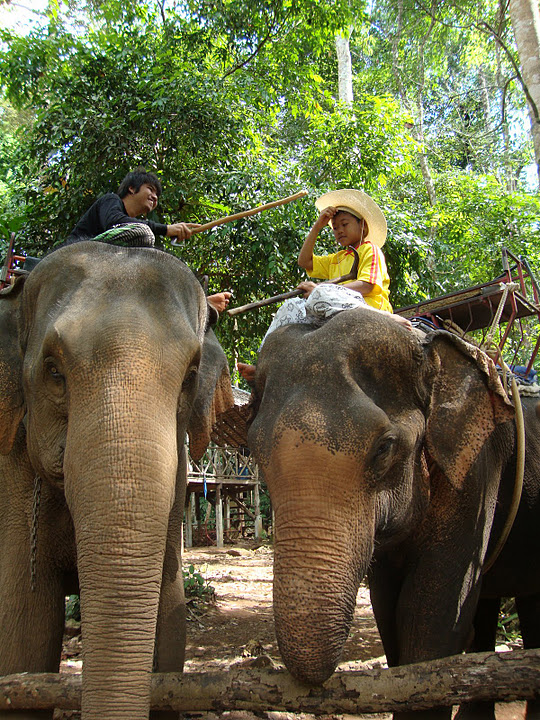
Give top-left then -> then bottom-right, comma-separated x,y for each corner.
0,0 -> 538,375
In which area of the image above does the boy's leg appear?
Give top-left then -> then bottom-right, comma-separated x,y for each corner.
238,298 -> 311,386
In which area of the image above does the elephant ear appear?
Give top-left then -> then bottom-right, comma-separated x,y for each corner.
0,277 -> 27,454
424,330 -> 515,489
187,327 -> 234,462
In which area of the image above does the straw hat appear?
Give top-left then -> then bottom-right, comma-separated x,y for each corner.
315,189 -> 387,247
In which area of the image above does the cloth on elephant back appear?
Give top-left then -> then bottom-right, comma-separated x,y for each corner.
63,222 -> 156,248
90,223 -> 156,247
260,283 -> 367,348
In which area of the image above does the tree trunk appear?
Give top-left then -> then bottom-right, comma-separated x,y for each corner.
1,649 -> 539,714
336,31 -> 353,106
509,0 -> 540,186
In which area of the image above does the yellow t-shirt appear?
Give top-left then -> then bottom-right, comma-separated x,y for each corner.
308,241 -> 392,312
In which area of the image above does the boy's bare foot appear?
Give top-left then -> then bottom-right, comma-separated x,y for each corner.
391,313 -> 413,330
237,362 -> 256,383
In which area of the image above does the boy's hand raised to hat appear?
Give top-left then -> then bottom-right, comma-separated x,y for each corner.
298,206 -> 337,272
315,206 -> 337,228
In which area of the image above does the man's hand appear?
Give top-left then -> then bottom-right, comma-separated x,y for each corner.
207,291 -> 232,313
166,222 -> 201,240
296,281 -> 318,298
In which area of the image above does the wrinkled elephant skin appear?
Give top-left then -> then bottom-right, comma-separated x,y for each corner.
0,242 -> 233,720
248,308 -> 540,719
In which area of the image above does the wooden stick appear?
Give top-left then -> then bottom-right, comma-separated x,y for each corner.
170,191 -> 308,245
227,247 -> 360,317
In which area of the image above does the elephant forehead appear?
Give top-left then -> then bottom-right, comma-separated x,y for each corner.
259,312 -> 422,403
264,309 -> 421,370
250,384 -> 394,461
24,249 -> 205,348
27,243 -> 204,315
50,305 -> 198,363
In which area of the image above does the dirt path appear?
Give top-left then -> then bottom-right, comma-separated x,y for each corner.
183,542 -> 526,720
184,543 -> 385,674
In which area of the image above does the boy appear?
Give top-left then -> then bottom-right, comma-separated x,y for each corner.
238,189 -> 410,382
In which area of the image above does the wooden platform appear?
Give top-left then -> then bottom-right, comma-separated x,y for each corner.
396,278 -> 539,332
185,442 -> 262,548
395,249 -> 540,371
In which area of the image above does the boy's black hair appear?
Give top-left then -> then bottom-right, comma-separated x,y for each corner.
117,169 -> 163,198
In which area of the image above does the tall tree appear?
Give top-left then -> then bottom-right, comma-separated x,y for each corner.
508,0 -> 540,184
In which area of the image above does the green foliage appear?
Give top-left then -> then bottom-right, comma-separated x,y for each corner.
362,0 -> 533,184
0,0 -> 538,371
497,598 -> 521,644
183,564 -> 215,601
65,594 -> 81,622
427,174 -> 540,293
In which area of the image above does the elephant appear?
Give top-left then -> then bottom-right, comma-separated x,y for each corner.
246,305 -> 540,719
0,241 -> 234,720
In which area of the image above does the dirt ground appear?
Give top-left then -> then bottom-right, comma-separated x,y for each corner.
59,540 -> 526,719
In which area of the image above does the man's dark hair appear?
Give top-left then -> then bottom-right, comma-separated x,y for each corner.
117,169 -> 163,198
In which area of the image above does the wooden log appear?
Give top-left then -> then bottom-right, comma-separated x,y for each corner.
1,649 -> 539,713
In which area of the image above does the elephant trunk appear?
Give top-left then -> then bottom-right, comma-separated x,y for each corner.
63,373 -> 180,720
267,446 -> 375,685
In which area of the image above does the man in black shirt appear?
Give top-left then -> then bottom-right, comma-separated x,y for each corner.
67,169 -> 199,247
65,168 -> 231,312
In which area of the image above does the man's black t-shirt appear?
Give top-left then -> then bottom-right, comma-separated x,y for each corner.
67,193 -> 167,242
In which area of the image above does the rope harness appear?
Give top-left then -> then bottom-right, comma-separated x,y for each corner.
440,281 -> 527,574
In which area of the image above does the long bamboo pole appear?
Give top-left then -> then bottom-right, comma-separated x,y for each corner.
170,190 -> 307,245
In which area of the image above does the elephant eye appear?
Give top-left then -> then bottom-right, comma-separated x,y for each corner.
182,365 -> 198,392
371,435 -> 396,474
375,437 -> 395,458
44,358 -> 65,383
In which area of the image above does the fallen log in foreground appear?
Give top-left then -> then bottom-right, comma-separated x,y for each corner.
1,649 -> 539,714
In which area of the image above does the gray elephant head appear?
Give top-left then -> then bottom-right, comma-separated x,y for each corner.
0,241 -> 233,719
247,307 -> 514,689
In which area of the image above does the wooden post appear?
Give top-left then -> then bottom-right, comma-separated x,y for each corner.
224,495 -> 231,538
195,493 -> 202,545
184,493 -> 194,549
215,484 -> 224,548
254,483 -> 262,540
